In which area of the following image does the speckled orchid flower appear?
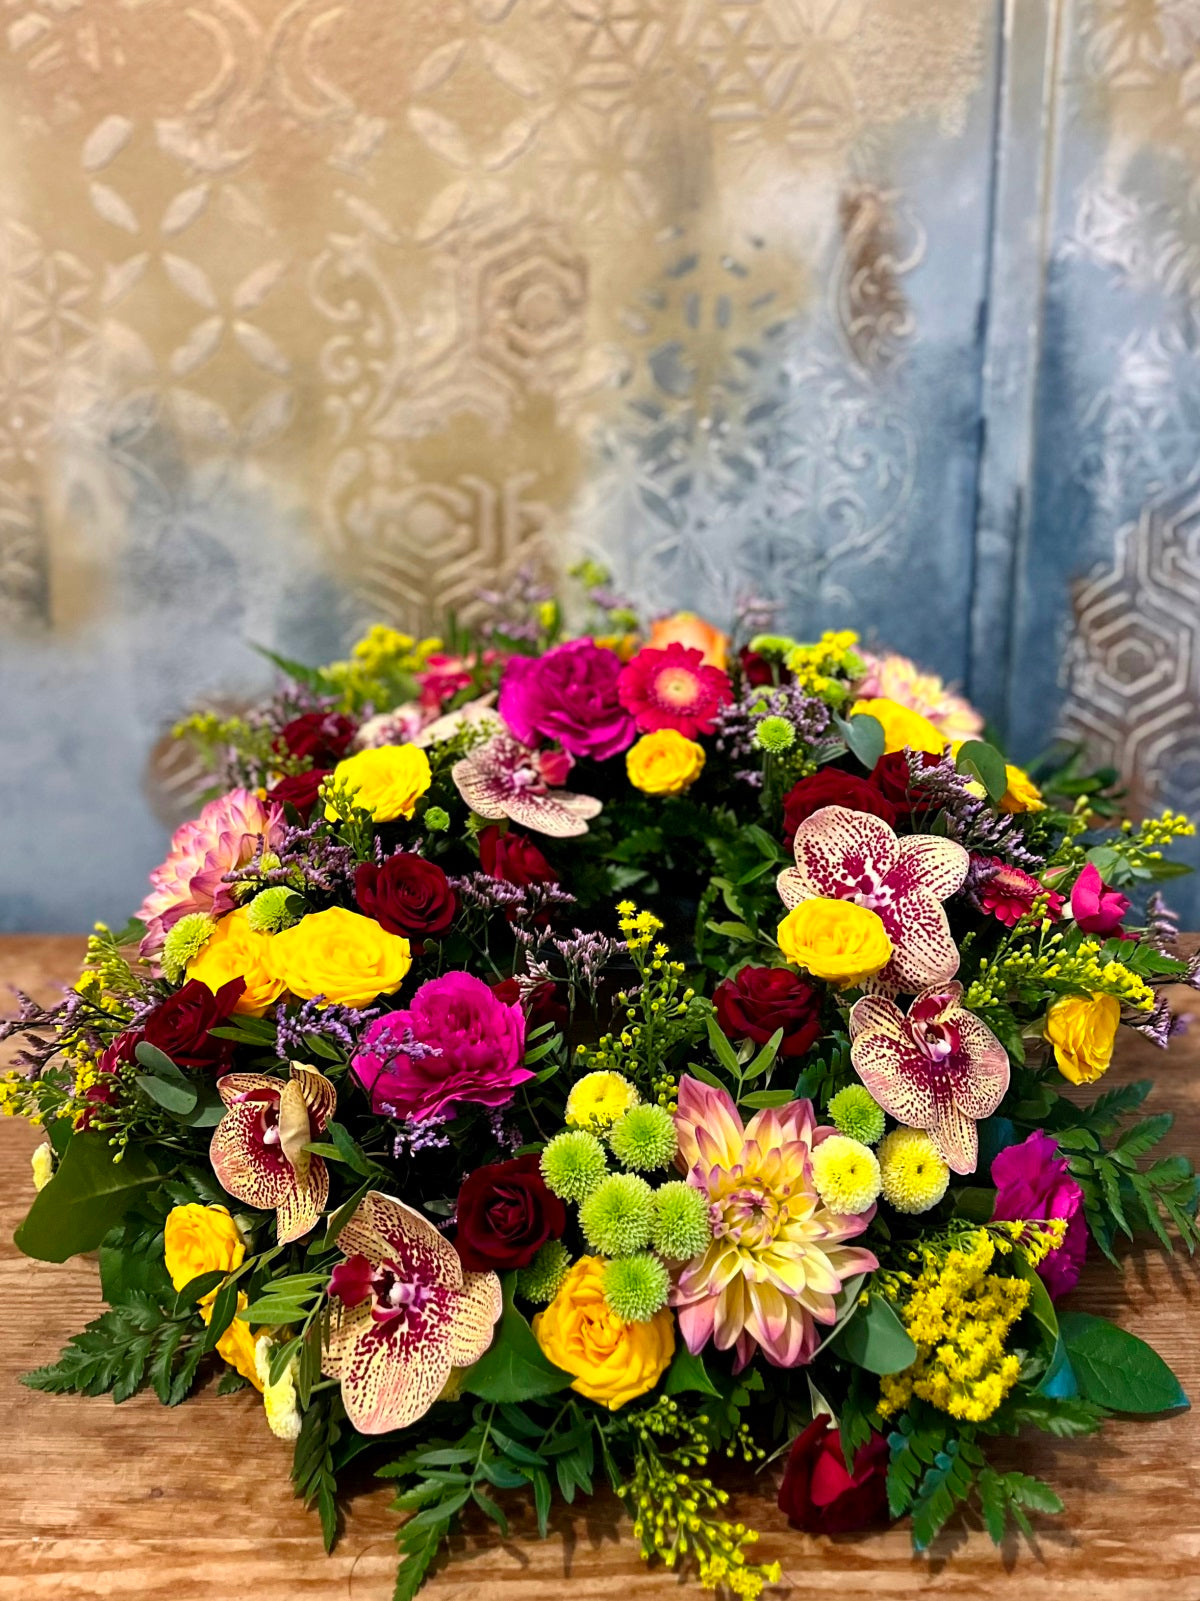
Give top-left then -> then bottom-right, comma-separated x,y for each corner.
670,1075 -> 877,1372
452,730 -> 602,837
777,805 -> 969,993
210,1065 -> 336,1245
849,983 -> 1010,1174
323,1191 -> 502,1434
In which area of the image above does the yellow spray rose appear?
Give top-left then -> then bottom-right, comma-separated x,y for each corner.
163,1204 -> 263,1390
998,764 -> 1045,814
849,696 -> 946,756
533,1256 -> 674,1409
626,729 -> 706,796
327,744 -> 431,822
186,906 -> 286,1017
269,906 -> 412,1008
777,898 -> 893,986
1045,992 -> 1120,1085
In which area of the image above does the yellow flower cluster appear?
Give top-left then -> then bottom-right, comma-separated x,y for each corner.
565,1070 -> 639,1133
1126,809 -> 1196,849
784,629 -> 863,703
617,901 -> 665,953
879,1230 -> 1029,1424
962,931 -> 1154,1014
619,1399 -> 780,1599
324,625 -> 441,708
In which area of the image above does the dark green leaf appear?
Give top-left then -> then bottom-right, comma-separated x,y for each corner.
1059,1312 -> 1188,1414
462,1275 -> 573,1403
663,1344 -> 722,1399
15,1134 -> 161,1262
833,1293 -> 917,1375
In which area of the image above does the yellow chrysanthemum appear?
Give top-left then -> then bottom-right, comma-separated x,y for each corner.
878,1127 -> 949,1214
566,1070 -> 639,1133
810,1135 -> 881,1215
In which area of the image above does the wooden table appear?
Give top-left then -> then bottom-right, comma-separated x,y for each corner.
2,935 -> 1199,1601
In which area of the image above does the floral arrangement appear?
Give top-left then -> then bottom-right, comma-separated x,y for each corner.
4,568 -> 1198,1599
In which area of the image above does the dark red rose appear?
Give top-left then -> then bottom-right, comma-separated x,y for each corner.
778,1415 -> 890,1534
491,977 -> 570,1033
713,966 -> 823,1059
739,645 -> 776,688
454,1153 -> 566,1272
278,711 -> 356,765
781,769 -> 897,850
141,977 -> 246,1071
355,854 -> 457,941
79,1029 -> 140,1128
268,767 -> 330,821
868,750 -> 942,820
478,825 -> 558,889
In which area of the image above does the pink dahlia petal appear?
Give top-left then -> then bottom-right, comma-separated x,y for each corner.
674,1074 -> 745,1172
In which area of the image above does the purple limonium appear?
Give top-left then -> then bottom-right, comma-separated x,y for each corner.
275,996 -> 381,1061
499,638 -> 635,761
351,971 -> 530,1123
990,1131 -> 1088,1300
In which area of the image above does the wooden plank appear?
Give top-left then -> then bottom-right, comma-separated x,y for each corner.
1,935 -> 1198,1599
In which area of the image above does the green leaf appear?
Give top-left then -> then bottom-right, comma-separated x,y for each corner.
532,1469 -> 552,1539
835,712 -> 886,770
1007,1247 -> 1058,1351
133,1041 -> 186,1079
325,1121 -> 376,1177
134,1072 -> 199,1116
955,739 -> 1009,803
14,1133 -> 162,1263
662,1344 -> 722,1399
1059,1312 -> 1188,1414
741,1027 -> 784,1083
833,1292 -> 917,1375
738,1087 -> 796,1110
462,1274 -> 573,1403
705,1015 -> 742,1076
393,1516 -> 449,1601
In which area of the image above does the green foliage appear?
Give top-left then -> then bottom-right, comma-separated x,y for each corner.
1058,1312 -> 1188,1414
15,1133 -> 163,1263
955,740 -> 1008,803
977,1467 -> 1063,1543
461,1274 -> 573,1403
22,1295 -> 204,1405
833,1292 -> 918,1376
792,1033 -> 855,1112
291,1393 -> 344,1553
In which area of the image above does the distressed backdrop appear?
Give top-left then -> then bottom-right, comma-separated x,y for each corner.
1,0 -> 1199,930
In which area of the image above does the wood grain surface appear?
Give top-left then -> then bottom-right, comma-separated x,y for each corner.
2,935 -> 1199,1601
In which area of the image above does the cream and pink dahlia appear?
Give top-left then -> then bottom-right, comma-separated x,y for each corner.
670,1075 -> 877,1371
849,983 -> 1010,1174
324,1191 -> 502,1433
853,650 -> 983,743
138,787 -> 285,957
777,805 -> 969,994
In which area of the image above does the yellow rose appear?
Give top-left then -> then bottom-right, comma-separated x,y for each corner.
327,744 -> 431,822
777,898 -> 893,986
998,764 -> 1045,814
187,906 -> 286,1017
1045,992 -> 1120,1085
849,696 -> 946,756
163,1205 -> 263,1391
533,1256 -> 674,1410
626,729 -> 706,796
216,1296 -> 264,1390
269,906 -> 412,1007
164,1202 -> 246,1291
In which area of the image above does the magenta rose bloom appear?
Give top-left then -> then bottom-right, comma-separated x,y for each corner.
1071,863 -> 1130,936
499,639 -> 635,761
351,971 -> 530,1123
713,966 -> 823,1059
991,1131 -> 1088,1299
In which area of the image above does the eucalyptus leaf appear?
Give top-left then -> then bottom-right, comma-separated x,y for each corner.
134,1072 -> 198,1116
955,739 -> 1008,803
832,1291 -> 917,1375
835,712 -> 886,771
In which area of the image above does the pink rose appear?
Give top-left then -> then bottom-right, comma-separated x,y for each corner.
991,1131 -> 1087,1299
499,639 -> 634,761
351,971 -> 530,1123
1071,863 -> 1130,936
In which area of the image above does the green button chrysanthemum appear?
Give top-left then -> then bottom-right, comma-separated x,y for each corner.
602,1252 -> 670,1322
516,1240 -> 572,1304
608,1103 -> 678,1171
649,1180 -> 712,1262
161,912 -> 216,984
579,1173 -> 654,1257
828,1083 -> 886,1147
540,1130 -> 608,1202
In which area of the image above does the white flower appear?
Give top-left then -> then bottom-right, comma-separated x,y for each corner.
254,1335 -> 302,1441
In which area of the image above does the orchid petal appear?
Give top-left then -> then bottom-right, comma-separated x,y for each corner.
445,1271 -> 503,1367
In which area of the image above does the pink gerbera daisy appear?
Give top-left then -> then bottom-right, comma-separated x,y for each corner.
617,644 -> 732,739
